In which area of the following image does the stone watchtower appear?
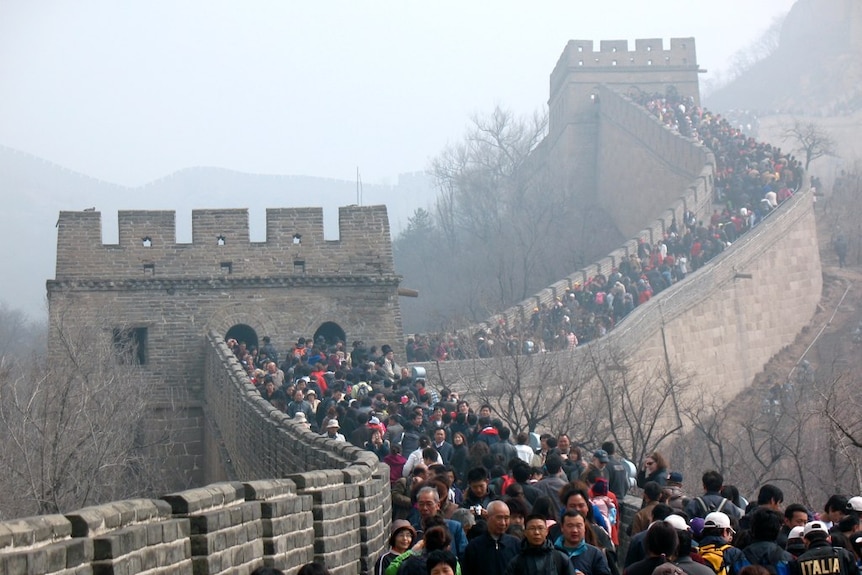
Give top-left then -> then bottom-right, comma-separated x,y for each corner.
547,38 -> 701,210
47,205 -> 402,486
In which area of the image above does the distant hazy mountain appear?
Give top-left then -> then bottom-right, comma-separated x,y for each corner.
705,0 -> 862,114
0,145 -> 434,321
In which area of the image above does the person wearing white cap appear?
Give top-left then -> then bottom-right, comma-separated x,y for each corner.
324,418 -> 345,442
786,525 -> 806,558
846,496 -> 862,515
664,515 -> 713,575
697,512 -> 745,575
789,520 -> 856,575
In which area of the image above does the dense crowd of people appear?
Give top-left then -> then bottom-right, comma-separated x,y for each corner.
400,91 -> 806,362
228,335 -> 862,575
224,90 -> 834,575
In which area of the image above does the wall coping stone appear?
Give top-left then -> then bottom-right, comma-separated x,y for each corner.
161,482 -> 245,515
287,470 -> 346,491
0,515 -> 72,549
66,499 -> 172,537
241,480 -> 297,501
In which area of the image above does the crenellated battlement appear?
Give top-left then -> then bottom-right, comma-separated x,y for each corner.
556,38 -> 696,67
550,38 -> 700,105
54,205 -> 395,280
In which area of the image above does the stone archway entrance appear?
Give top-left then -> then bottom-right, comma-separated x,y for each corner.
313,321 -> 346,347
225,324 -> 259,351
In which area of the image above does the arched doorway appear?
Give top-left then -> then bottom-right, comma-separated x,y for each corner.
225,324 -> 259,351
313,321 -> 346,348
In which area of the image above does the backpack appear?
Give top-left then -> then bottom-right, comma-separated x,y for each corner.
695,496 -> 728,517
591,495 -> 617,530
352,381 -> 372,399
699,543 -> 733,575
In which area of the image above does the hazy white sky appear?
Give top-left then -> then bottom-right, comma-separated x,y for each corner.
0,1 -> 796,188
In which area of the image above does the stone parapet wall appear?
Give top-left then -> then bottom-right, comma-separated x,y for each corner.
597,85 -> 715,239
203,331 -> 391,575
0,334 -> 391,575
0,482 -> 314,575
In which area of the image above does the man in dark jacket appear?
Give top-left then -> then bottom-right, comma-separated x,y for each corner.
433,428 -> 454,465
410,486 -> 469,560
286,388 -> 317,431
461,466 -> 498,511
684,470 -> 743,520
464,500 -> 520,575
741,508 -> 793,572
790,521 -> 856,575
260,336 -> 278,366
506,514 -> 575,575
513,462 -> 542,506
492,427 -> 518,464
535,455 -> 569,519
602,441 -> 629,500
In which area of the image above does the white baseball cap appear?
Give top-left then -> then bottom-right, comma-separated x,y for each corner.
704,512 -> 734,533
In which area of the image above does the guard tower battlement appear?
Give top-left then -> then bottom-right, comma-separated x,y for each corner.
54,205 -> 394,280
549,38 -> 700,129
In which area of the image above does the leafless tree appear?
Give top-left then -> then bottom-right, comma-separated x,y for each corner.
396,106 -> 563,326
434,334 -> 602,438
431,107 -> 551,308
670,362 -> 862,508
0,302 -> 173,518
784,120 -> 837,170
579,342 -> 688,466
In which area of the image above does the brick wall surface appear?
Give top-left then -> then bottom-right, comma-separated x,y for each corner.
597,85 -> 714,238
0,455 -> 385,575
54,206 -> 394,280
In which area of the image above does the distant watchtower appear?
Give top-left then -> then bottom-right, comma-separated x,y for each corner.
546,38 -> 701,208
47,205 -> 403,486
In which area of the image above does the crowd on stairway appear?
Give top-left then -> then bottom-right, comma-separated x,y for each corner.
400,90 -> 807,363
